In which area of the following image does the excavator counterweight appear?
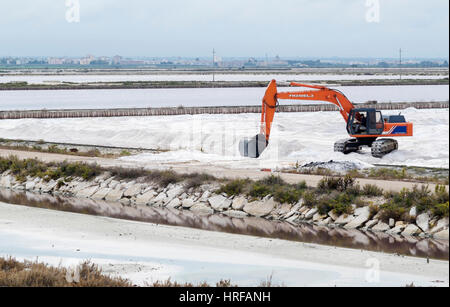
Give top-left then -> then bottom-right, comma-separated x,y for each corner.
240,80 -> 413,159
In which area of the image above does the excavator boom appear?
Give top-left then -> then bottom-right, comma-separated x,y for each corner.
261,80 -> 354,140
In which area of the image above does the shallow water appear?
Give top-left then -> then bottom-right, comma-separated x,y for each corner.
0,73 -> 447,84
0,188 -> 447,260
0,85 -> 448,110
0,231 -> 337,287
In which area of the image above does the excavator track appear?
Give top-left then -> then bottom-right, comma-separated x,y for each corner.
334,138 -> 377,155
371,139 -> 399,158
334,139 -> 359,154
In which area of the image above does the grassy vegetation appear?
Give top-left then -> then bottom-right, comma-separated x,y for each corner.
311,177 -> 380,215
0,155 -> 215,188
107,165 -> 216,188
315,177 -> 449,220
0,257 -> 132,287
0,140 -> 130,159
218,175 -> 307,204
362,167 -> 449,185
316,193 -> 354,216
0,257 -> 242,287
294,166 -> 449,185
375,185 -> 450,222
362,184 -> 384,197
218,173 -> 449,220
1,155 -> 448,222
0,156 -> 103,182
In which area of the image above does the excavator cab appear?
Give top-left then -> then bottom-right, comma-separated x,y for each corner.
347,108 -> 384,136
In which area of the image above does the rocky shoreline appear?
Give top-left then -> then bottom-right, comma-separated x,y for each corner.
0,170 -> 448,241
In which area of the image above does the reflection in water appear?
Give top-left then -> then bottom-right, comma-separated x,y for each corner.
0,188 -> 448,260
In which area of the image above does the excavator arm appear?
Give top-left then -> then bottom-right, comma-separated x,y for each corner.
261,80 -> 355,141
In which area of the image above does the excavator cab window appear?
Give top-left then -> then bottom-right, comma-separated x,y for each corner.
347,109 -> 384,136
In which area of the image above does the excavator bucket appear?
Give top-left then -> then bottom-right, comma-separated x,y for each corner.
239,80 -> 278,158
239,134 -> 267,158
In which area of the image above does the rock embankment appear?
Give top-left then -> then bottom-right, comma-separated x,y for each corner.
0,170 -> 448,240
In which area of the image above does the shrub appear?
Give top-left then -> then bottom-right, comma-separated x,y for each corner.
0,157 -> 11,173
120,150 -> 131,157
317,197 -> 333,215
272,186 -> 303,204
184,173 -> 215,190
259,175 -> 286,186
302,191 -> 317,208
378,203 -> 408,222
334,192 -> 354,205
434,185 -> 449,204
386,186 -> 431,211
47,144 -> 64,153
0,257 -> 132,287
378,185 -> 449,221
362,184 -> 384,197
295,181 -> 308,190
332,202 -> 353,216
86,149 -> 101,157
58,162 -> 102,180
248,182 -> 271,198
369,204 -> 380,216
346,184 -> 361,196
318,175 -> 355,193
218,175 -> 305,204
317,194 -> 353,215
432,202 -> 449,218
147,170 -> 181,187
0,156 -> 48,181
368,167 -> 407,180
109,166 -> 148,179
217,179 -> 248,196
57,180 -> 66,189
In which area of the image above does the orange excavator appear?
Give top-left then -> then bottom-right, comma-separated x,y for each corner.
239,80 -> 413,158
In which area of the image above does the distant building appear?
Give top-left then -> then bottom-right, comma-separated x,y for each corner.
119,60 -> 146,66
213,55 -> 222,67
245,57 -> 258,67
79,54 -> 95,65
48,57 -> 65,65
112,55 -> 122,65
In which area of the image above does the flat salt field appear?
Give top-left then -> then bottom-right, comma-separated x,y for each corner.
1,203 -> 448,287
0,73 -> 448,84
0,85 -> 448,110
0,108 -> 448,169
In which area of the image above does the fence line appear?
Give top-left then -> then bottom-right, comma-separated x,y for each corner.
0,101 -> 448,120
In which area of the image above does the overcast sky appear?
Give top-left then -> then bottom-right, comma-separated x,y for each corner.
0,0 -> 448,58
